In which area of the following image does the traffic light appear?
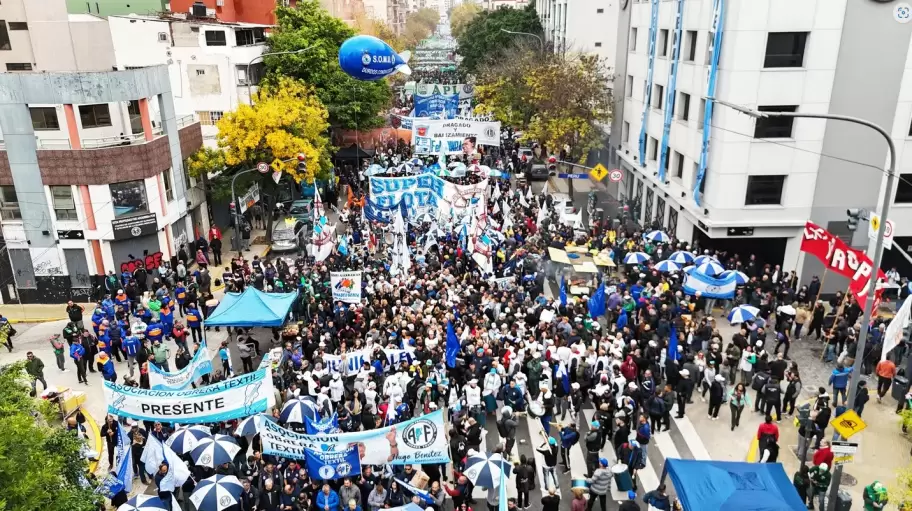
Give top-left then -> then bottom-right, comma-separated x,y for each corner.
846,208 -> 862,231
297,153 -> 307,175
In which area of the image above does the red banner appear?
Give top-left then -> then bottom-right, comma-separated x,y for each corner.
801,221 -> 885,310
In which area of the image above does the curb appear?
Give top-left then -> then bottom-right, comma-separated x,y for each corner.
83,406 -> 103,475
9,316 -> 68,324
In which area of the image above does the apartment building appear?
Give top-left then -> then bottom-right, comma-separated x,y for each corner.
608,0 -> 912,292
168,0 -> 296,25
537,0 -> 618,72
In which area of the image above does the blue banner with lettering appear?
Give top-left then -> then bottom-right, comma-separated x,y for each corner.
304,444 -> 362,480
638,0 -> 661,166
305,413 -> 341,434
415,93 -> 459,118
695,0 -> 726,206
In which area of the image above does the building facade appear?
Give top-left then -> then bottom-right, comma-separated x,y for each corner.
537,0 -> 618,73
608,0 -> 912,291
0,67 -> 204,303
67,0 -> 166,16
167,0 -> 294,25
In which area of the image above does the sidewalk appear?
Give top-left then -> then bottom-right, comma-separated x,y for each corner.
1,302 -> 93,323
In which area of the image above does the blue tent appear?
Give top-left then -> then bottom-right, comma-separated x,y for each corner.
663,458 -> 806,510
204,288 -> 298,328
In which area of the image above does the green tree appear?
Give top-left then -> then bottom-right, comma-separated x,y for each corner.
267,0 -> 392,130
402,8 -> 441,48
0,362 -> 99,511
456,4 -> 543,75
449,2 -> 481,39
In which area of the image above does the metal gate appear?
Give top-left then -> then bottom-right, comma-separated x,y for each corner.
645,189 -> 654,227
109,235 -> 162,280
8,248 -> 35,289
64,248 -> 91,289
634,179 -> 644,223
656,197 -> 666,229
668,208 -> 679,239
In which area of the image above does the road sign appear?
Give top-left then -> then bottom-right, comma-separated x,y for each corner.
590,163 -> 608,181
831,441 -> 858,455
833,454 -> 854,465
830,409 -> 867,439
270,158 -> 285,173
272,170 -> 283,184
609,169 -> 623,182
558,173 -> 589,179
868,212 -> 895,249
256,161 -> 269,174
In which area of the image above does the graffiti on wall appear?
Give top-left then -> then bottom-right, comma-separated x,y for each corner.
120,251 -> 164,274
34,260 -> 63,276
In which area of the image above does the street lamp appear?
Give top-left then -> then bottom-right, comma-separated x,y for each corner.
714,98 -> 896,511
500,28 -> 544,54
246,46 -> 316,104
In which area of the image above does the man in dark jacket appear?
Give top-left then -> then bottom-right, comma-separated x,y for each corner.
240,478 -> 260,511
66,301 -> 85,328
675,369 -> 694,418
763,378 -> 782,422
584,421 -> 602,476
558,422 -> 580,471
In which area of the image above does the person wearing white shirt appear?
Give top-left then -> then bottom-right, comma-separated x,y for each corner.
364,382 -> 378,414
329,373 -> 345,402
464,378 -> 482,424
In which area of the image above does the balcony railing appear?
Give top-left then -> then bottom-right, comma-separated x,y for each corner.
37,139 -> 72,150
176,115 -> 195,128
81,128 -> 163,149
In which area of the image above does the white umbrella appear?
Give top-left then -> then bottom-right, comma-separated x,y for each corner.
695,260 -> 725,276
720,269 -> 749,285
464,452 -> 513,488
644,230 -> 672,244
728,305 -> 761,324
190,434 -> 240,468
777,304 -> 797,316
667,251 -> 696,264
654,260 -> 681,273
118,496 -> 170,511
623,252 -> 650,265
166,425 -> 211,454
190,475 -> 244,511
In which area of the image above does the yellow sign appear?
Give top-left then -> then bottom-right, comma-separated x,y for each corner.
590,163 -> 608,182
271,158 -> 285,172
830,409 -> 867,439
871,215 -> 881,232
833,454 -> 854,465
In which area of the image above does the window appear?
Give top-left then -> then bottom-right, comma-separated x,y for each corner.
677,92 -> 690,121
596,8 -> 604,13
0,186 -> 21,220
30,107 -> 59,131
745,175 -> 786,205
626,75 -> 634,98
0,21 -> 9,50
51,186 -> 77,221
594,42 -> 602,47
896,174 -> 912,203
754,105 -> 797,138
623,121 -> 630,143
697,98 -> 706,129
674,151 -> 684,178
110,180 -> 148,217
648,137 -> 658,161
659,29 -> 669,57
78,104 -> 112,128
6,63 -> 31,71
764,32 -> 808,68
162,170 -> 174,202
653,84 -> 664,110
196,111 -> 224,126
204,30 -> 227,46
705,33 -> 714,65
8,22 -> 26,30
630,27 -> 637,52
684,30 -> 697,62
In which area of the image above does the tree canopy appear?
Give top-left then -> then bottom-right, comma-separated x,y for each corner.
0,362 -> 99,511
474,48 -> 612,161
449,2 -> 482,39
267,0 -> 392,130
455,5 -> 543,75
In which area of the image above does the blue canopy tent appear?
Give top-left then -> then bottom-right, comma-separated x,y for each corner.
204,288 -> 298,328
662,458 -> 806,510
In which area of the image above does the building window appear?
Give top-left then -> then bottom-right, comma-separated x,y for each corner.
0,186 -> 21,220
163,170 -> 174,202
648,137 -> 658,161
677,92 -> 690,121
653,84 -> 664,110
596,8 -> 604,13
51,186 -> 77,221
110,180 -> 148,217
684,30 -> 697,62
204,30 -> 227,46
745,175 -> 786,205
705,33 -> 714,65
8,22 -> 26,30
78,104 -> 112,129
764,32 -> 808,68
5,63 -> 31,71
235,28 -> 266,46
0,21 -> 10,50
754,105 -> 797,138
630,27 -> 638,52
659,29 -> 669,57
674,151 -> 684,178
896,175 -> 912,203
623,121 -> 630,143
237,63 -> 264,86
626,75 -> 634,98
197,111 -> 224,126
594,42 -> 602,47
30,107 -> 59,131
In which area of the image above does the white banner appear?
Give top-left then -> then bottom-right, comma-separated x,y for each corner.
412,119 -> 501,147
331,271 -> 363,304
883,295 -> 912,361
369,175 -> 488,217
148,341 -> 213,390
323,348 -> 371,374
260,409 -> 450,465
104,356 -> 274,423
383,347 -> 416,367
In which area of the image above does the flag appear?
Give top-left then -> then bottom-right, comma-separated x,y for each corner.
668,324 -> 680,361
498,463 -> 508,511
337,234 -> 349,256
589,282 -> 606,319
555,361 -> 570,395
526,186 -> 533,200
537,201 -> 549,226
541,180 -> 549,197
101,423 -> 133,497
446,320 -> 459,368
395,477 -> 435,505
492,184 -> 502,200
682,271 -> 737,299
519,191 -> 529,208
559,275 -> 568,307
140,434 -> 190,492
883,295 -> 912,361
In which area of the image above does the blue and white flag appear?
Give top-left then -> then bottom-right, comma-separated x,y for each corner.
395,477 -> 435,505
303,443 -> 361,480
589,282 -> 607,319
559,275 -> 568,307
554,362 -> 570,395
682,270 -> 737,299
141,434 -> 191,491
305,413 -> 341,435
98,423 -> 133,497
364,198 -> 394,224
149,340 -> 213,390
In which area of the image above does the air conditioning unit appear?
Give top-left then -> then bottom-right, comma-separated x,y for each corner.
189,1 -> 207,17
158,32 -> 168,42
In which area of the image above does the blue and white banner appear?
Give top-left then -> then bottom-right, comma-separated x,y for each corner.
383,347 -> 416,367
97,422 -> 133,497
148,341 -> 213,390
324,348 -> 370,374
369,175 -> 487,216
683,271 -> 737,299
304,443 -> 362,480
305,413 -> 341,435
638,0 -> 661,166
260,409 -> 451,465
331,271 -> 363,304
695,0 -> 726,206
658,0 -> 686,182
104,355 -> 274,423
414,136 -> 464,155
415,93 -> 459,118
140,434 -> 191,491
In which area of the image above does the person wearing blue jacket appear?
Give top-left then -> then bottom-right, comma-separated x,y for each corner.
96,351 -> 116,382
316,483 -> 340,511
186,303 -> 202,342
91,308 -> 105,336
70,338 -> 88,384
145,320 -> 165,344
829,364 -> 854,407
559,422 -> 580,471
101,296 -> 116,320
122,335 -> 141,378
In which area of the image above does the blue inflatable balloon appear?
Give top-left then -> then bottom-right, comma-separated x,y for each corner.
338,35 -> 412,81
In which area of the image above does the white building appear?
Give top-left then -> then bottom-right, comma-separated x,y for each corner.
108,14 -> 270,147
608,0 -> 912,290
537,0 -> 618,76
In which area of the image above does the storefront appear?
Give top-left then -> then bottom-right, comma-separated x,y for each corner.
109,212 -> 162,287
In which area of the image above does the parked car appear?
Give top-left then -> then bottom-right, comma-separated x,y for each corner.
528,163 -> 550,180
271,217 -> 308,253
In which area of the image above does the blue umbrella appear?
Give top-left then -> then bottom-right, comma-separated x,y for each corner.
190,434 -> 241,468
654,260 -> 681,273
280,397 -> 320,424
693,254 -> 718,266
235,414 -> 263,437
166,425 -> 211,454
695,259 -> 725,276
720,269 -> 749,285
667,250 -> 696,264
364,164 -> 385,176
409,157 -> 422,166
118,495 -> 170,511
728,305 -> 760,324
464,452 -> 513,488
644,230 -> 672,244
623,252 -> 650,265
190,475 -> 244,511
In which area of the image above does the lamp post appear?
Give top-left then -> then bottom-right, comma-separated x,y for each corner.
246,46 -> 316,104
499,28 -> 545,54
714,99 -> 896,511
231,167 -> 257,256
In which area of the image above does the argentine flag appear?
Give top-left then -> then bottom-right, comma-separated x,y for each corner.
683,269 -> 737,299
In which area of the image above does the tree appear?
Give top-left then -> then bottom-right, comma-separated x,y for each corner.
456,5 -> 543,75
351,11 -> 407,52
186,146 -> 226,180
267,0 -> 392,130
0,362 -> 99,511
449,2 -> 481,39
402,8 -> 441,48
474,48 -> 612,161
